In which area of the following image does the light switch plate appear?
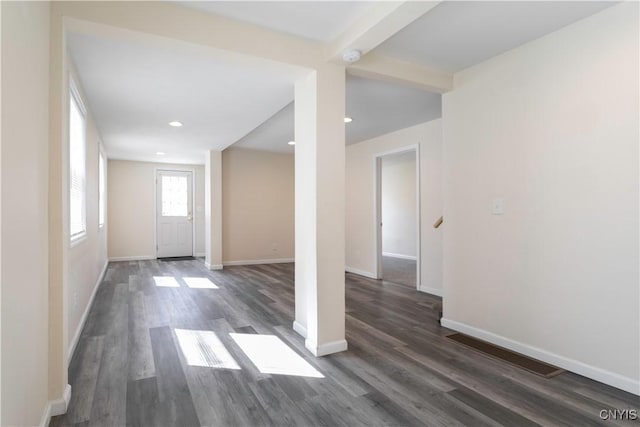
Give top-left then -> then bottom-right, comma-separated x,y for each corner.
492,198 -> 505,215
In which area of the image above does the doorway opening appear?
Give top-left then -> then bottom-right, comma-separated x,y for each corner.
375,146 -> 420,290
156,169 -> 195,258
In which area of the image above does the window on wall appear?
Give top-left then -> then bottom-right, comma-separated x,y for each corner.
99,150 -> 106,228
161,175 -> 188,217
69,79 -> 86,241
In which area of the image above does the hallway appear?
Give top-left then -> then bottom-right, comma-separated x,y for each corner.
382,256 -> 417,289
51,260 -> 636,426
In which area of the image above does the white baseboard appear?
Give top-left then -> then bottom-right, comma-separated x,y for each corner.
205,262 -> 223,270
41,384 -> 71,426
223,258 -> 294,266
39,401 -> 51,427
108,255 -> 155,262
419,286 -> 442,297
293,320 -> 307,338
67,260 -> 108,364
441,318 -> 640,396
305,338 -> 348,357
345,266 -> 378,279
382,252 -> 417,261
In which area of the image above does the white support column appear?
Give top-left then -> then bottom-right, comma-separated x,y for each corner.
294,63 -> 347,357
204,150 -> 223,270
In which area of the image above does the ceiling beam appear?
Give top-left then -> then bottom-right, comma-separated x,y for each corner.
347,54 -> 453,94
55,1 -> 323,70
326,1 -> 440,62
55,1 -> 453,93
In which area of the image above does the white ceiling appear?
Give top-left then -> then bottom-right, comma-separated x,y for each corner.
177,1 -> 374,42
66,1 -> 617,163
66,32 -> 299,164
232,102 -> 295,153
345,76 -> 441,145
233,76 -> 441,154
374,1 -> 615,72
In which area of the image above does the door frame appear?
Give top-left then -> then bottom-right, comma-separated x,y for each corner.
154,167 -> 196,258
373,145 -> 421,290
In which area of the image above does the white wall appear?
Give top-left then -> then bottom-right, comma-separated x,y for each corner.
1,1 -> 51,425
442,2 -> 639,394
346,119 -> 443,296
222,148 -> 294,264
108,160 -> 205,260
66,67 -> 109,361
381,151 -> 417,259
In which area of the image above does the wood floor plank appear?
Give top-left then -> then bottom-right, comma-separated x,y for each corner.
126,377 -> 160,427
65,336 -> 104,424
446,386 -> 541,427
51,259 -> 637,427
128,291 -> 156,381
89,283 -> 129,427
149,326 -> 201,427
382,255 -> 417,289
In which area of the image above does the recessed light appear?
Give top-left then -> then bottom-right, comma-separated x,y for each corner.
156,151 -> 166,156
168,121 -> 183,127
344,117 -> 353,123
288,141 -> 296,146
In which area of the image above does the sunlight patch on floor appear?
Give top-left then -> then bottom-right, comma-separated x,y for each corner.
230,333 -> 324,378
183,277 -> 219,289
175,329 -> 241,369
153,276 -> 180,287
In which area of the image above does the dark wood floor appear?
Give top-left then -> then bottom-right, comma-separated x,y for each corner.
51,260 -> 638,427
382,256 -> 416,289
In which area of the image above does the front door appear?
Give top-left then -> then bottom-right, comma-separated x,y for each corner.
156,170 -> 193,258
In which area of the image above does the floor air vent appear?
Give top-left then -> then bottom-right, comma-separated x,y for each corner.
446,333 -> 565,378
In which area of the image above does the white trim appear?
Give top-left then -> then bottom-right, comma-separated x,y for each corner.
68,76 -> 86,115
441,318 -> 640,396
305,339 -> 348,357
195,252 -> 206,257
68,75 -> 87,244
345,266 -> 378,279
98,145 -> 106,229
418,286 -> 442,297
374,156 -> 382,279
41,384 -> 72,426
154,167 -> 196,258
109,255 -> 155,262
223,258 -> 294,266
205,262 -> 223,270
39,402 -> 51,427
69,232 -> 87,248
382,252 -> 417,261
67,260 -> 108,364
293,321 -> 307,338
374,145 -> 421,290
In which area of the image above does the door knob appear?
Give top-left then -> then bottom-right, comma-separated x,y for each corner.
187,212 -> 193,221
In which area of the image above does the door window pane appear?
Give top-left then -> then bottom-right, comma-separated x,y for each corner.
162,175 -> 188,217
